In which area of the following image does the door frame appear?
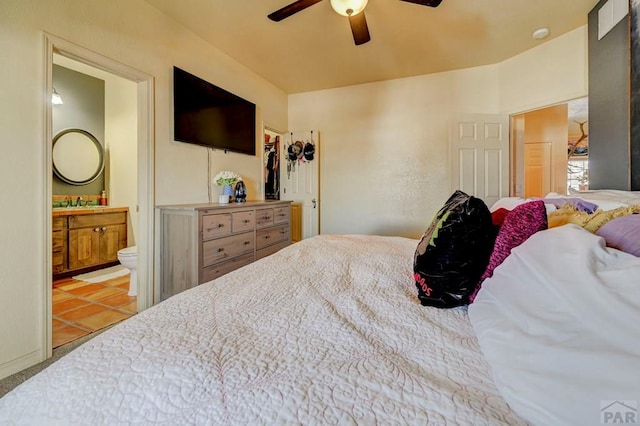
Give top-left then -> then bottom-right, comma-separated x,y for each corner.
43,33 -> 155,358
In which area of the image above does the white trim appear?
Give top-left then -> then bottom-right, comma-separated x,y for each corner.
0,350 -> 43,380
137,78 -> 155,309
43,33 -> 155,356
43,34 -> 55,361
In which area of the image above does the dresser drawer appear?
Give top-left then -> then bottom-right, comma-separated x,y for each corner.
202,232 -> 254,267
256,224 -> 289,250
232,210 -> 255,233
255,208 -> 274,229
202,214 -> 232,240
201,253 -> 254,283
273,206 -> 290,224
256,240 -> 289,260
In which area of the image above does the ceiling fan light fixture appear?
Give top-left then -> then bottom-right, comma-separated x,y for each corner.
330,0 -> 368,16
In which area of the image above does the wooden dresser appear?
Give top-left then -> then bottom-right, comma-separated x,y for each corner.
156,201 -> 292,301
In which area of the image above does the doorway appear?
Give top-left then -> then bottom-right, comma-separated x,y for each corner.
50,54 -> 138,348
279,130 -> 320,240
510,97 -> 588,197
44,34 -> 155,357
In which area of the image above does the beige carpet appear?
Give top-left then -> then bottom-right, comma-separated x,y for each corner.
0,328 -> 108,399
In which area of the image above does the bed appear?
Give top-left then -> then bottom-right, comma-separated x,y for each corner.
1,190 -> 639,425
0,234 -> 522,424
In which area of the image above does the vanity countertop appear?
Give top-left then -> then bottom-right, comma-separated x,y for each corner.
52,206 -> 129,217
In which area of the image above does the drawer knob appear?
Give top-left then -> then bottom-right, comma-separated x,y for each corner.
217,248 -> 224,253
264,235 -> 270,239
243,219 -> 250,223
244,241 -> 250,245
217,224 -> 224,228
94,227 -> 100,232
101,227 -> 107,232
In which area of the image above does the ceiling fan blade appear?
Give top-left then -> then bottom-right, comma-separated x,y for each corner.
400,0 -> 443,7
268,0 -> 324,22
348,11 -> 370,46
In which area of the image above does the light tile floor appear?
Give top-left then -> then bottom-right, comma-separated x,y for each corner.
52,274 -> 136,348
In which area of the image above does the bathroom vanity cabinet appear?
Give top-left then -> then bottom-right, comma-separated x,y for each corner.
52,207 -> 128,276
157,201 -> 292,302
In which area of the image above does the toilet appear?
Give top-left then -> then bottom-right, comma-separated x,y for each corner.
117,246 -> 137,296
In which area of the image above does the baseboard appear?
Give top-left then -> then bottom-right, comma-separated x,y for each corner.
0,349 -> 44,381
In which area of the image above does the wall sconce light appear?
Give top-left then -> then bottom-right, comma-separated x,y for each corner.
52,87 -> 63,105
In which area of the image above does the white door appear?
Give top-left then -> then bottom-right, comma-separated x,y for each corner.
280,130 -> 320,239
451,114 -> 509,207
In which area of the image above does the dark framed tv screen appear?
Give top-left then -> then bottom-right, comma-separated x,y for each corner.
173,66 -> 256,156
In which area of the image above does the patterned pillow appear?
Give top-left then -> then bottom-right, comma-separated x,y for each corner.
469,200 -> 548,303
596,214 -> 640,257
413,190 -> 495,308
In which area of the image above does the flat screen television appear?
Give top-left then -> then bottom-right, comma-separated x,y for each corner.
173,66 -> 256,156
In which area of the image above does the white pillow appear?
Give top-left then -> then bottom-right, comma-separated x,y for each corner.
469,225 -> 640,426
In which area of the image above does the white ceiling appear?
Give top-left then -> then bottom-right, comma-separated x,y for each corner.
146,0 -> 599,94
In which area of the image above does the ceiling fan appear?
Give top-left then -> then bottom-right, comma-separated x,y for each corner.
268,0 -> 443,46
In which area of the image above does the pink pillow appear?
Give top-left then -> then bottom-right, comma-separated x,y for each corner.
469,200 -> 548,302
596,214 -> 640,256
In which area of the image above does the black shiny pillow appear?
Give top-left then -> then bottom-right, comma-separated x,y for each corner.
413,190 -> 495,308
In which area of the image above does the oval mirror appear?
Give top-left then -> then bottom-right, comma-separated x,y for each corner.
52,128 -> 104,185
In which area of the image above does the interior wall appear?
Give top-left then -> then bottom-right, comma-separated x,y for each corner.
589,0 -> 631,189
290,26 -> 588,238
0,0 -> 287,379
499,26 -> 589,115
631,0 -> 640,189
512,115 -> 526,196
289,65 -> 502,238
52,65 -> 105,196
105,76 -> 138,246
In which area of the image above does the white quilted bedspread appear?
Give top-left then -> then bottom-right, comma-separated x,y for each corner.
0,235 -> 523,425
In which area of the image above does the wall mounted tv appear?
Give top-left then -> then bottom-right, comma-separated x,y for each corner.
173,66 -> 256,156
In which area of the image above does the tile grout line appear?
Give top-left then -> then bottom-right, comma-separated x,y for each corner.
52,316 -> 94,333
53,285 -> 136,316
52,278 -> 137,347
